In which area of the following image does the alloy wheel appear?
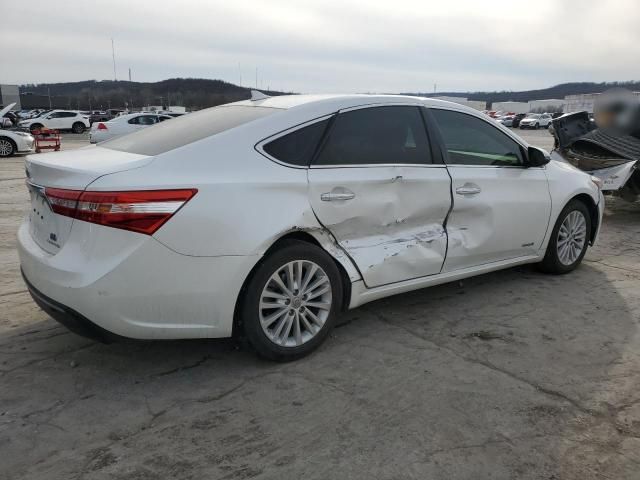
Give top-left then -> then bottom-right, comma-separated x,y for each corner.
259,260 -> 332,348
557,210 -> 587,265
0,139 -> 13,157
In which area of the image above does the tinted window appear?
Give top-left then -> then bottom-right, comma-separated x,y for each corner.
263,119 -> 330,166
314,106 -> 431,165
431,109 -> 524,166
61,112 -> 77,118
130,115 -> 157,125
103,105 -> 277,155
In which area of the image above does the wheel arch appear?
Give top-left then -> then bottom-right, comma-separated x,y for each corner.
231,229 -> 357,339
569,193 -> 599,244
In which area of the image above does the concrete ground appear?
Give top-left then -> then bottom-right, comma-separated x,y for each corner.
1,131 -> 639,479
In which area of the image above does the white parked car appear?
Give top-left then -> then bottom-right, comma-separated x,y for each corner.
0,103 -> 35,157
519,113 -> 552,129
18,110 -> 90,133
89,113 -> 173,143
497,114 -> 515,127
19,94 -> 604,360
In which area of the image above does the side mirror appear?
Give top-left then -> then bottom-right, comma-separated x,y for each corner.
526,146 -> 551,167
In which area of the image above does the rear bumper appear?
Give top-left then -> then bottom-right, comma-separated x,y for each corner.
18,220 -> 261,340
22,270 -> 122,342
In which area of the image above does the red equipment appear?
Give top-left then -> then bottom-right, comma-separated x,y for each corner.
33,129 -> 61,153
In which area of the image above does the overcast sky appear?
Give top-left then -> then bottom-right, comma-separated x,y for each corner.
2,0 -> 638,93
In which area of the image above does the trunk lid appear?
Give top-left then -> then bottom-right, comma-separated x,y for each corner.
24,146 -> 152,254
25,146 -> 151,189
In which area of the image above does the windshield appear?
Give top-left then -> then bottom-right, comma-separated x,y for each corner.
100,105 -> 279,155
526,114 -> 541,119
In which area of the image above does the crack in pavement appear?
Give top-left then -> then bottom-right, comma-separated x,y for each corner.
0,343 -> 96,375
153,355 -> 212,377
368,309 -> 640,440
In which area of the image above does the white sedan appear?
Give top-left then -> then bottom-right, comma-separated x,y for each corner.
519,113 -> 553,129
0,103 -> 35,157
19,94 -> 604,360
89,113 -> 173,143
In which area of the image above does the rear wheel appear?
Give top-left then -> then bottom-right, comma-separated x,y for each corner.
241,240 -> 343,361
72,122 -> 85,134
0,138 -> 15,157
539,200 -> 591,274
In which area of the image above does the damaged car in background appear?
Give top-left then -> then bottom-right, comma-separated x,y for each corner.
19,93 -> 603,361
550,89 -> 640,202
0,103 -> 35,157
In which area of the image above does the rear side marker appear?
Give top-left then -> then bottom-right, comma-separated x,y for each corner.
44,188 -> 197,235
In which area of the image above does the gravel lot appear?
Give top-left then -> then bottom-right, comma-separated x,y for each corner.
1,130 -> 639,479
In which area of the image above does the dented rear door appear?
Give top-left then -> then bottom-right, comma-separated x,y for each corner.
308,104 -> 451,288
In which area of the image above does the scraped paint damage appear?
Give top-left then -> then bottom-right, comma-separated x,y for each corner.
318,189 -> 449,287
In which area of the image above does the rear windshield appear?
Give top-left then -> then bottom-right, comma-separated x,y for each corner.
100,105 -> 278,155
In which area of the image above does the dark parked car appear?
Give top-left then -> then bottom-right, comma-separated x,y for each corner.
511,113 -> 527,128
89,109 -> 125,125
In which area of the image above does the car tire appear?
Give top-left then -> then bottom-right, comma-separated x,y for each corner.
534,122 -> 540,129
29,123 -> 43,133
72,122 -> 85,134
240,240 -> 343,361
539,199 -> 591,274
0,137 -> 16,157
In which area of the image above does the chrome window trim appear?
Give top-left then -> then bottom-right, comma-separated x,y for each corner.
310,163 -> 447,170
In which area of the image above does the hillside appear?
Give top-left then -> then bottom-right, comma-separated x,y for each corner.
411,81 -> 640,105
19,78 -> 287,110
18,79 -> 640,111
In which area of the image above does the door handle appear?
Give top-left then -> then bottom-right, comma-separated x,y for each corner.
456,183 -> 482,196
321,190 -> 356,202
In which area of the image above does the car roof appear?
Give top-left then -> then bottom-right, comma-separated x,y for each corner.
231,93 -> 486,119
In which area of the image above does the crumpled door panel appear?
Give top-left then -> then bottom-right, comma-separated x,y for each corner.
308,166 -> 451,287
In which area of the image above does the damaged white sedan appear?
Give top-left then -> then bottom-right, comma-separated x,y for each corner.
19,93 -> 604,360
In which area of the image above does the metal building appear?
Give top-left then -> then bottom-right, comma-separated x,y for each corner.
0,84 -> 21,110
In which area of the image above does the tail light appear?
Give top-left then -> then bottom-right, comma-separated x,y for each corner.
97,123 -> 108,130
44,188 -> 197,235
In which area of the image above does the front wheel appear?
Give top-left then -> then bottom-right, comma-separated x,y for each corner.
539,200 -> 591,274
0,138 -> 15,157
240,240 -> 343,361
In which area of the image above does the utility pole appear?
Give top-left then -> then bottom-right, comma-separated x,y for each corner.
255,67 -> 258,89
434,83 -> 437,94
111,38 -> 117,81
128,68 -> 131,82
47,88 -> 52,109
238,63 -> 242,86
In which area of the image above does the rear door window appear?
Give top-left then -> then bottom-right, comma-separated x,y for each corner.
313,106 -> 432,166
